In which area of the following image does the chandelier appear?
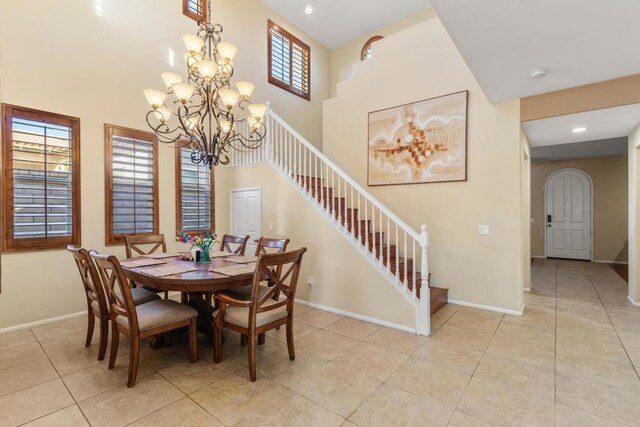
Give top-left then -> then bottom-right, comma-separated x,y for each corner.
143,0 -> 267,168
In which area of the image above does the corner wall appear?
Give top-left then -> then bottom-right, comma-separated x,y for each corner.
629,126 -> 640,303
323,18 -> 524,313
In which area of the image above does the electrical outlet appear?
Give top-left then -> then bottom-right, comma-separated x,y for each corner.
307,276 -> 314,286
268,222 -> 274,232
478,225 -> 490,235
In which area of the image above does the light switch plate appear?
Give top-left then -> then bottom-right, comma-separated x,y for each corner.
479,225 -> 490,235
268,222 -> 274,232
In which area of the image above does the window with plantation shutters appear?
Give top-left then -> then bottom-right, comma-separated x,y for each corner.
105,125 -> 158,245
1,104 -> 81,252
268,20 -> 311,100
176,146 -> 214,233
183,0 -> 207,22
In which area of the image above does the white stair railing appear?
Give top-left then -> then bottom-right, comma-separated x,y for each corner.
231,110 -> 430,335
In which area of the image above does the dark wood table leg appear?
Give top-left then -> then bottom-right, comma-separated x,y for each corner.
149,292 -> 215,349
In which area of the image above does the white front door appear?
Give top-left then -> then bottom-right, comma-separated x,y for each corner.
230,188 -> 261,255
545,169 -> 592,260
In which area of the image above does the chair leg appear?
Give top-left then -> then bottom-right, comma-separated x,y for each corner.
189,318 -> 198,363
258,333 -> 265,345
213,321 -> 223,364
127,336 -> 140,388
286,319 -> 295,361
85,311 -> 95,347
108,322 -> 119,369
164,291 -> 169,299
97,317 -> 108,361
248,330 -> 257,382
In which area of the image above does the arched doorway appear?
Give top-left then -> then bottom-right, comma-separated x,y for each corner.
544,169 -> 593,260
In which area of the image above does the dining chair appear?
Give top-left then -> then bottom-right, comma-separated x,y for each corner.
68,246 -> 162,361
254,237 -> 290,257
219,234 -> 250,255
91,252 -> 198,387
213,247 -> 307,382
124,234 -> 169,299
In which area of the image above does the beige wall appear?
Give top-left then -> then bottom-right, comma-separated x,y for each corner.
329,9 -> 436,98
323,18 -> 524,313
521,130 -> 531,290
0,0 -> 331,329
215,164 -> 416,329
628,126 -> 640,302
530,156 -> 628,263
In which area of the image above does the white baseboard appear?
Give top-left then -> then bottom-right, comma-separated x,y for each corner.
593,260 -> 629,265
0,311 -> 85,335
523,287 -> 531,293
628,296 -> 640,306
448,299 -> 523,316
294,299 -> 417,335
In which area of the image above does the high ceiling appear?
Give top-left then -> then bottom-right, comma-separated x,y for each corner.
430,0 -> 640,102
260,0 -> 431,49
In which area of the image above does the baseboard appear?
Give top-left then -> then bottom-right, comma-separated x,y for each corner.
294,299 -> 417,335
523,287 -> 531,293
593,260 -> 629,265
531,256 -> 546,259
448,299 -> 523,316
0,311 -> 85,335
628,295 -> 640,306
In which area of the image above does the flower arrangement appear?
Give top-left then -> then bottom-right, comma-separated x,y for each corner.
176,230 -> 217,263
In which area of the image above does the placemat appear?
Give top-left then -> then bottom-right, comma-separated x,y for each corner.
210,264 -> 256,276
141,264 -> 199,277
225,255 -> 258,264
210,251 -> 236,258
143,252 -> 184,259
120,258 -> 167,268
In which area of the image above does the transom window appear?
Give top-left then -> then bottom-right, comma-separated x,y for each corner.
268,20 -> 311,101
105,124 -> 158,245
176,145 -> 214,233
1,104 -> 81,252
361,35 -> 383,61
183,0 -> 207,22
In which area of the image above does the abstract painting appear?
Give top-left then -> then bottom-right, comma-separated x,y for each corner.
367,91 -> 468,186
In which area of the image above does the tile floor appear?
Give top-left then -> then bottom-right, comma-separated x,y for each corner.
1,259 -> 640,426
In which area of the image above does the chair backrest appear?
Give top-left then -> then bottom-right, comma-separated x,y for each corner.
254,237 -> 290,256
124,234 -> 166,259
67,245 -> 108,317
90,252 -> 138,331
220,234 -> 250,255
249,248 -> 307,317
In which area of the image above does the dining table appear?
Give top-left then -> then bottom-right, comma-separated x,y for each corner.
121,253 -> 258,348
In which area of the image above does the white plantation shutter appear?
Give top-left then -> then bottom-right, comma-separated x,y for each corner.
177,146 -> 214,232
105,125 -> 158,244
2,105 -> 80,251
268,20 -> 311,100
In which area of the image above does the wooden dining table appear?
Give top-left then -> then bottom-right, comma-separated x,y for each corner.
121,254 -> 258,347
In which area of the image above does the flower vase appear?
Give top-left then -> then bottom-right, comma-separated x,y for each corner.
196,245 -> 212,263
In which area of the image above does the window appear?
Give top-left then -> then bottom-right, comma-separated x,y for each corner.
176,145 -> 214,233
1,104 -> 81,252
183,0 -> 207,22
268,20 -> 311,100
361,36 -> 383,61
105,124 -> 158,245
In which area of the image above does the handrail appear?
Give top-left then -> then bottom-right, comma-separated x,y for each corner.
266,110 -> 422,243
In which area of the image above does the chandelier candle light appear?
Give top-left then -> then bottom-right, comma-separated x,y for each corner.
144,0 -> 267,168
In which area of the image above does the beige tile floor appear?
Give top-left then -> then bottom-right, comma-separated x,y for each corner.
1,259 -> 640,426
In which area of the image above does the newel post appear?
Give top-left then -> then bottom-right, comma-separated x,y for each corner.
416,224 -> 431,335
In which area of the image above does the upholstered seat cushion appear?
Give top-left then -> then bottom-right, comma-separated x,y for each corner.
224,299 -> 288,328
91,288 -> 160,315
217,284 -> 270,301
116,299 -> 197,332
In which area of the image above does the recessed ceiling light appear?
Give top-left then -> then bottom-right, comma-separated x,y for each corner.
530,69 -> 548,79
571,127 -> 587,133
305,6 -> 313,14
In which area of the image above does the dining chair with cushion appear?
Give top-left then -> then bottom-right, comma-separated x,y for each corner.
91,252 -> 198,387
124,234 -> 169,299
220,234 -> 250,255
213,247 -> 307,382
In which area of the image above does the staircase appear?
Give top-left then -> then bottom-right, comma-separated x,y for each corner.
231,111 -> 448,335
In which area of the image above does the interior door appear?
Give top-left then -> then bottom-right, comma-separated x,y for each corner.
545,170 -> 591,260
230,188 -> 261,255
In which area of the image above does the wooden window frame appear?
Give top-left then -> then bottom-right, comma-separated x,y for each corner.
361,35 -> 383,61
175,144 -> 215,234
183,0 -> 207,23
268,20 -> 311,101
1,104 -> 81,253
104,124 -> 159,246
